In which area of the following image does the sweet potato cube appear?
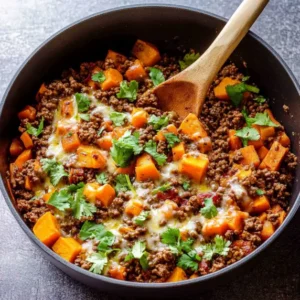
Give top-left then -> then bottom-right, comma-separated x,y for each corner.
83,182 -> 100,203
61,98 -> 74,119
96,184 -> 116,207
24,176 -> 32,190
116,161 -> 135,175
214,77 -> 240,100
161,200 -> 178,220
125,59 -> 147,81
33,212 -> 61,247
228,129 -> 242,150
109,265 -> 126,280
20,132 -> 33,149
261,220 -> 275,241
18,105 -> 36,121
249,196 -> 270,214
260,126 -> 275,141
172,142 -> 185,161
259,212 -> 267,223
135,153 -> 160,181
43,190 -> 55,202
226,211 -> 248,232
257,146 -> 269,160
202,218 -> 229,236
264,109 -> 281,126
179,154 -> 209,182
101,68 -> 123,91
105,50 -> 127,69
9,138 -> 24,156
125,200 -> 143,216
131,108 -> 148,128
248,125 -> 263,149
76,146 -> 106,169
198,137 -> 212,154
61,132 -> 81,152
112,127 -> 128,139
190,274 -> 198,279
132,39 -> 161,67
278,131 -> 290,147
15,149 -> 32,169
239,145 -> 260,168
36,83 -> 48,101
259,141 -> 287,171
179,113 -> 207,140
96,134 -> 113,151
155,124 -> 178,142
52,237 -> 82,263
166,267 -> 187,282
271,205 -> 286,226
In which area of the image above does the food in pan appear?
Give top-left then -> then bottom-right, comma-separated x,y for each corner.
8,39 -> 297,282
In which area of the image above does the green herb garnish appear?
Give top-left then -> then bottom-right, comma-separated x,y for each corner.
109,112 -> 127,126
149,67 -> 165,86
144,140 -> 167,166
116,80 -> 138,101
75,93 -> 91,113
179,53 -> 200,70
148,115 -> 169,130
92,71 -> 106,83
200,198 -> 218,219
40,158 -> 68,186
26,117 -> 44,137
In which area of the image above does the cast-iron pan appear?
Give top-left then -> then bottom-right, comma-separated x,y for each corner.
0,5 -> 299,298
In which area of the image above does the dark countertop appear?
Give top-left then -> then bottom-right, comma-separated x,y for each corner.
0,0 -> 299,299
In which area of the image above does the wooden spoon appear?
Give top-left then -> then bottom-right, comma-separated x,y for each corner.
154,0 -> 269,118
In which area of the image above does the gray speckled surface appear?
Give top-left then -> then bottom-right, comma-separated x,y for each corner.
0,0 -> 300,299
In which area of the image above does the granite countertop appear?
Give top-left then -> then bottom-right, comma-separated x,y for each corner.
1,0 -> 300,299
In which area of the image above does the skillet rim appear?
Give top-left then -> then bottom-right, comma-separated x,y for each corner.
0,3 -> 299,289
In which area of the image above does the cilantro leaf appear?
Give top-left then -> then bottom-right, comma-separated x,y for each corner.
125,241 -> 149,270
79,113 -> 90,121
235,127 -> 260,146
177,254 -> 199,271
256,189 -> 265,196
110,131 -> 143,167
116,80 -> 138,101
161,227 -> 180,245
254,95 -> 266,104
72,187 -> 96,219
87,253 -> 108,274
149,67 -> 165,86
115,174 -> 135,194
75,93 -> 91,113
48,189 -> 72,211
96,173 -> 108,184
67,182 -> 85,193
152,183 -> 172,195
182,181 -> 190,191
242,76 -> 250,82
134,211 -> 149,226
226,83 -> 260,107
40,158 -> 68,186
200,235 -> 231,260
179,53 -> 200,70
109,112 -> 127,126
26,117 -> 44,137
200,198 -> 218,219
97,231 -> 115,253
164,133 -> 180,148
92,71 -> 106,83
251,112 -> 279,127
139,252 -> 149,270
144,140 -> 167,166
148,115 -> 169,130
241,109 -> 256,127
79,221 -> 106,240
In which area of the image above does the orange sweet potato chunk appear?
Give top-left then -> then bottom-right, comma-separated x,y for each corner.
257,146 -> 269,160
76,146 -> 106,169
106,50 -> 127,70
278,131 -> 290,147
172,142 -> 185,161
61,132 -> 81,152
132,39 -> 161,67
125,200 -> 143,216
228,129 -> 242,150
135,153 -> 160,181
20,132 -> 33,149
18,105 -> 36,121
33,212 -> 61,247
248,196 -> 270,214
131,109 -> 148,128
125,59 -> 147,81
239,145 -> 260,168
15,149 -> 32,170
214,77 -> 240,100
101,68 -> 123,91
179,154 -> 209,182
9,138 -> 24,156
61,98 -> 74,118
259,141 -> 287,171
179,113 -> 207,140
52,237 -> 82,263
166,267 -> 187,282
155,124 -> 178,142
202,218 -> 229,236
96,184 -> 116,207
96,134 -> 113,151
261,220 -> 275,241
264,109 -> 281,126
109,265 -> 126,280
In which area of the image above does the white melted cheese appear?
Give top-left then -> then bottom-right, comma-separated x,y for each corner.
160,161 -> 179,180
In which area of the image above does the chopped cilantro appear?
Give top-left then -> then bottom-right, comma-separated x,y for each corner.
256,189 -> 265,196
251,112 -> 279,127
149,67 -> 165,86
92,71 -> 106,83
144,140 -> 167,166
110,131 -> 143,167
97,231 -> 116,253
177,253 -> 199,272
87,253 -> 108,274
75,93 -> 91,113
26,117 -> 44,137
96,173 -> 108,184
254,95 -> 266,104
48,189 -> 72,211
226,83 -> 259,107
134,211 -> 150,226
116,80 -> 138,101
40,158 -> 68,186
67,182 -> 85,193
179,53 -> 200,70
115,174 -> 135,194
109,111 -> 127,126
79,113 -> 90,121
152,183 -> 172,195
161,227 -> 180,245
97,126 -> 105,136
199,235 -> 231,260
125,241 -> 149,270
182,181 -> 190,191
148,115 -> 169,130
79,221 -> 106,240
164,133 -> 180,148
235,127 -> 260,146
72,187 -> 96,219
200,198 -> 218,219
242,76 -> 250,82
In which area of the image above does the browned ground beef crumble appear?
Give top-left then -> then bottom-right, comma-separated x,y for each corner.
7,42 -> 297,283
